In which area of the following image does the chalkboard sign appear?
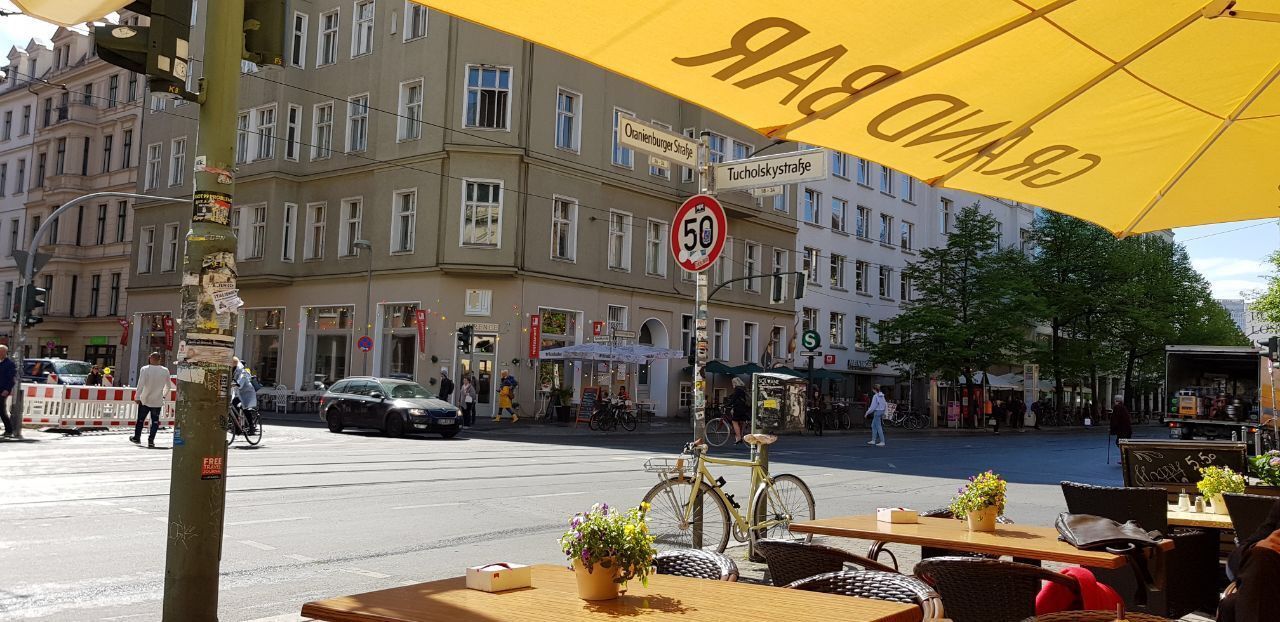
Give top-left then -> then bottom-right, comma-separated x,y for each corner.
575,387 -> 599,426
1119,439 -> 1248,495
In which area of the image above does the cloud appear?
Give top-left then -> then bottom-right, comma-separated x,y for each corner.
1211,279 -> 1266,300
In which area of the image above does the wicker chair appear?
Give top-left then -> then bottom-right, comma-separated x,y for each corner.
915,557 -> 1080,622
1020,611 -> 1172,621
754,538 -> 896,586
1223,493 -> 1280,541
1059,481 -> 1219,618
787,570 -> 944,620
653,549 -> 738,581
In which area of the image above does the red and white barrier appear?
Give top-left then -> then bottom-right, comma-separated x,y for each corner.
20,383 -> 179,430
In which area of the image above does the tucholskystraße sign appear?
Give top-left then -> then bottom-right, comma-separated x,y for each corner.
713,148 -> 828,191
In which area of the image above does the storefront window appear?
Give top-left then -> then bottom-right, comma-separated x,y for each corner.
304,305 -> 352,389
244,308 -> 283,387
141,312 -> 171,359
538,308 -> 577,393
381,303 -> 418,379
84,345 -> 116,368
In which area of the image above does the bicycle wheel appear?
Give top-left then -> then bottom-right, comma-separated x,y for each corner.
642,477 -> 731,552
243,411 -> 263,446
225,410 -> 237,446
749,473 -> 816,549
907,413 -> 926,430
705,418 -> 731,446
619,411 -> 637,432
588,411 -> 601,431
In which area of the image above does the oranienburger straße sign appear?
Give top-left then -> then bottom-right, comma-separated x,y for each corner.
712,148 -> 828,191
616,117 -> 698,167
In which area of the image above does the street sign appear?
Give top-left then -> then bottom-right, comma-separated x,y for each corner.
712,148 -> 828,191
592,336 -> 610,344
670,194 -> 728,272
648,155 -> 670,170
749,186 -> 783,198
357,335 -> 373,352
824,354 -> 836,365
12,250 -> 53,274
801,330 -> 821,351
612,329 -> 637,339
617,117 -> 698,168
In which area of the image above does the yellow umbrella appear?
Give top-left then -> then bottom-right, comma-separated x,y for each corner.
11,0 -> 130,26
406,0 -> 1280,236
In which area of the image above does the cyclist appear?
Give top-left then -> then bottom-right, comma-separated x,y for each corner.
231,356 -> 258,434
729,377 -> 750,444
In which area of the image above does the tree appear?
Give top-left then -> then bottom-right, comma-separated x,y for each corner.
871,204 -> 1041,423
1248,251 -> 1280,334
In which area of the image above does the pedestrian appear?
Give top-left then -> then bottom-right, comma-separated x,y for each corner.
130,352 -> 169,448
867,383 -> 887,447
0,345 -> 15,438
729,377 -> 750,444
1109,396 -> 1132,446
86,364 -> 103,386
459,374 -> 477,428
991,399 -> 1005,435
1031,399 -> 1044,429
438,367 -> 454,403
494,369 -> 519,422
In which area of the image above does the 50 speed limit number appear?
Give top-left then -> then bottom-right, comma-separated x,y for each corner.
670,194 -> 728,272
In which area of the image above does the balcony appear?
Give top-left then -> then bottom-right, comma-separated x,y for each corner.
49,103 -> 98,127
42,173 -> 88,194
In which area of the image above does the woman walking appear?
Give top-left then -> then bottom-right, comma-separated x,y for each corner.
867,384 -> 887,447
459,374 -> 478,428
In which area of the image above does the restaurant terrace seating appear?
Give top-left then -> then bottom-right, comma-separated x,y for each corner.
653,549 -> 739,581
754,538 -> 896,586
786,570 -> 943,620
915,557 -> 1080,622
1222,493 -> 1279,542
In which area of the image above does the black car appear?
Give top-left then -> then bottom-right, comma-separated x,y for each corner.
22,358 -> 93,385
320,377 -> 461,438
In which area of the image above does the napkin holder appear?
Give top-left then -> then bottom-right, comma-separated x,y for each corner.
877,507 -> 918,523
466,563 -> 532,592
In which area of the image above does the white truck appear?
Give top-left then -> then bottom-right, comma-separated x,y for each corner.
1163,345 -> 1278,453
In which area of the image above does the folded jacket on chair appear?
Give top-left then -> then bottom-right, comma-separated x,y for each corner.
1036,566 -> 1123,616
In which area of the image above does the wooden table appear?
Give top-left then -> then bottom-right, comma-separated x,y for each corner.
1167,506 -> 1234,529
791,516 -> 1173,569
301,564 -> 921,622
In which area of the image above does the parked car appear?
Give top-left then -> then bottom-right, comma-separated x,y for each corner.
22,358 -> 93,385
320,376 -> 461,438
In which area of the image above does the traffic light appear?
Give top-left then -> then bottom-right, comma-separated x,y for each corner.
457,325 -> 474,354
1267,336 -> 1280,360
21,285 -> 46,327
94,0 -> 195,101
243,0 -> 289,67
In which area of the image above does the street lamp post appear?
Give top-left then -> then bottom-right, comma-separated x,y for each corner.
354,239 -> 373,375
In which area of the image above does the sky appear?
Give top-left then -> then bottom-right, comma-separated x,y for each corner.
0,7 -> 1275,302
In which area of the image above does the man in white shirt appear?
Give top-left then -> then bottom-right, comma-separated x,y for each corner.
867,384 -> 887,447
131,352 -> 170,448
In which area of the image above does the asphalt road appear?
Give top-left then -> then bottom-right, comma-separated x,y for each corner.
0,420 -> 1149,621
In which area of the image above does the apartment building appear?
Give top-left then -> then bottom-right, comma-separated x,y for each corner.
19,20 -> 145,367
126,1 -> 796,417
793,151 -> 1036,401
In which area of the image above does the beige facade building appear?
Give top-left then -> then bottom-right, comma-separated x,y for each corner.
126,1 -> 796,417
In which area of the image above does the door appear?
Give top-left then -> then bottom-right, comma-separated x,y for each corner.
459,332 -> 497,419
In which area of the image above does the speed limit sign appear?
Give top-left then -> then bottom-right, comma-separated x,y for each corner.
670,194 -> 728,272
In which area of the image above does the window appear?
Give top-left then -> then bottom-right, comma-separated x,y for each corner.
351,0 -> 375,57
464,65 -> 511,130
879,164 -> 893,195
42,97 -> 51,127
802,246 -> 818,283
2,111 -> 9,139
901,175 -> 915,202
713,319 -> 728,361
285,104 -> 301,161
68,275 -> 77,316
49,215 -> 59,245
19,105 -> 29,135
855,260 -> 868,293
121,129 -> 132,168
138,226 -> 155,273
769,326 -> 784,361
681,314 -> 693,356
347,94 -> 368,152
149,93 -> 165,113
0,164 -> 5,196
338,198 -> 362,257
54,138 -> 66,175
29,216 -> 38,246
650,121 -> 674,178
392,190 -> 416,253
1020,228 -> 1033,254
35,152 -> 45,188
743,322 -> 757,363
706,132 -> 726,164
879,213 -> 894,244
830,254 -> 846,289
95,204 -> 106,245
126,73 -> 137,102
940,197 -> 953,234
831,198 -> 847,233
830,312 -> 845,348
856,157 -> 871,185
168,138 -> 186,186
645,219 -> 667,276
162,222 -> 179,271
281,203 -> 297,261
311,101 -> 333,159
82,83 -> 94,105
318,9 -> 339,66
679,383 -> 692,410
7,219 -> 16,256
611,107 -> 635,167
855,316 -> 870,350
551,196 -> 577,261
249,206 -> 266,259
771,191 -> 788,213
854,205 -> 869,238
115,201 -> 127,242
715,238 -> 732,286
13,158 -> 22,193
801,307 -> 818,334
732,139 -> 753,163
2,283 -> 10,318
607,305 -> 628,333
461,180 -> 502,247
680,128 -> 696,182
832,151 -> 848,178
305,202 -> 326,259
398,79 -> 423,141
254,106 -> 275,160
744,242 -> 760,292
771,248 -> 787,303
802,188 -> 820,224
143,143 -> 160,190
900,276 -> 912,302
900,221 -> 914,251
101,134 -> 113,173
235,112 -> 249,163
80,137 -> 90,175
109,273 -> 121,315
878,266 -> 892,298
404,1 -> 428,40
993,220 -> 1004,245
289,12 -> 308,68
555,88 -> 580,152
607,210 -> 632,271
464,289 -> 492,316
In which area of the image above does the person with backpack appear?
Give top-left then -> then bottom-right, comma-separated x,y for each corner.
729,377 -> 750,444
231,357 -> 258,413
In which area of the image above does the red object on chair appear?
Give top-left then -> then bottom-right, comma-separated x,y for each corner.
1036,566 -> 1123,616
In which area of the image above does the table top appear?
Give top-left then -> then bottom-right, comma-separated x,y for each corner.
1167,506 -> 1234,529
301,564 -> 921,622
790,516 -> 1170,569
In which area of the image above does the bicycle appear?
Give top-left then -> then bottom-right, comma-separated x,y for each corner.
704,404 -> 735,447
226,403 -> 263,446
805,406 -> 824,436
641,437 -> 815,553
884,407 -> 927,429
589,397 -> 637,432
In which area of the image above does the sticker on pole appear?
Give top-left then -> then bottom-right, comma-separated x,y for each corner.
670,194 -> 727,272
357,336 -> 374,352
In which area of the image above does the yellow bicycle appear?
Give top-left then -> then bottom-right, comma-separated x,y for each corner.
641,435 -> 814,552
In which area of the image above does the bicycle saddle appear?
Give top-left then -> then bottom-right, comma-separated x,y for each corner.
743,433 -> 777,445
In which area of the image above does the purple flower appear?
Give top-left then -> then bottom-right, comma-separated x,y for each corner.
1270,457 -> 1280,467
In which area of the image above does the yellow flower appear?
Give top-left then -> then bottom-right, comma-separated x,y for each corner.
625,524 -> 635,536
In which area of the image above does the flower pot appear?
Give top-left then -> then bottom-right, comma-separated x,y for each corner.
573,558 -> 620,601
1211,494 -> 1231,515
966,506 -> 998,531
